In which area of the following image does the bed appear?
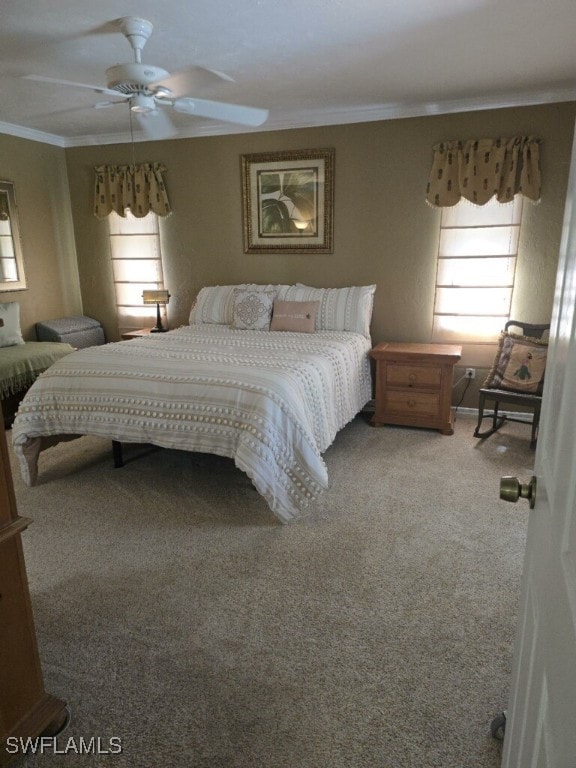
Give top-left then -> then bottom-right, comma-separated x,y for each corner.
11,284 -> 375,522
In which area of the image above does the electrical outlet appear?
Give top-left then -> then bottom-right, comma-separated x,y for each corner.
465,367 -> 476,379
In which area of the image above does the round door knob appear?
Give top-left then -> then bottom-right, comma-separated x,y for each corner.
500,476 -> 537,509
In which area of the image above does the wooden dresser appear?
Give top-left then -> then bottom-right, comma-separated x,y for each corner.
0,420 -> 67,765
370,342 -> 462,435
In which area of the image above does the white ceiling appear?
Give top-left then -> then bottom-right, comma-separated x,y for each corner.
1,0 -> 575,148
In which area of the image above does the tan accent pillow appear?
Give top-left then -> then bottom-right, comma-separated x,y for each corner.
484,331 -> 548,394
270,300 -> 319,333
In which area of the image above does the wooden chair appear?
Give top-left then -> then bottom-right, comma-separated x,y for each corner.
473,320 -> 550,448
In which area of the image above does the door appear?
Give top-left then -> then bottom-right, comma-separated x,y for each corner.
501,126 -> 576,766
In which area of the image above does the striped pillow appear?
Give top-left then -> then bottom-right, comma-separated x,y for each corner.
279,284 -> 376,338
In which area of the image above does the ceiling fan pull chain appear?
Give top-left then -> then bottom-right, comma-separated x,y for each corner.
129,107 -> 136,171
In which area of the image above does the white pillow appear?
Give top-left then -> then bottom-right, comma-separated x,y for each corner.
189,285 -> 236,325
0,302 -> 25,347
279,284 -> 376,338
231,288 -> 276,330
189,284 -> 289,325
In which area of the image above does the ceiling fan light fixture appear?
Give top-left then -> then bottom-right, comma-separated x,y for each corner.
153,86 -> 173,100
130,93 -> 156,113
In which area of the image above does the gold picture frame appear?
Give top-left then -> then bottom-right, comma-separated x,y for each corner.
241,148 -> 334,253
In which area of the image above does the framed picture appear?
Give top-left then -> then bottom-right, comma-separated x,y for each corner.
241,148 -> 334,253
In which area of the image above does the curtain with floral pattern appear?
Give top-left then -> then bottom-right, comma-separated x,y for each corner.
426,136 -> 541,207
93,163 -> 171,219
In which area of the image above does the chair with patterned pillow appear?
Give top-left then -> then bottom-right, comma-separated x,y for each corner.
473,320 -> 550,449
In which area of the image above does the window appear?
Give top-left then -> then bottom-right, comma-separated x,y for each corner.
432,197 -> 523,362
108,211 -> 166,334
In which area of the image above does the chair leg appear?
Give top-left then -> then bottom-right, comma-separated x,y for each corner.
474,395 -> 507,440
474,396 -> 507,437
530,402 -> 541,449
473,393 -> 487,438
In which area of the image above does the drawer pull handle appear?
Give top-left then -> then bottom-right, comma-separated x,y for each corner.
407,399 -> 416,407
408,373 -> 417,382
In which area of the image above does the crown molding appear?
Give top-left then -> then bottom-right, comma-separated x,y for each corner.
3,87 -> 576,148
0,120 -> 66,147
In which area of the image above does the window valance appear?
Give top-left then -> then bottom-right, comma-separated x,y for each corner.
426,136 -> 541,207
93,163 -> 171,219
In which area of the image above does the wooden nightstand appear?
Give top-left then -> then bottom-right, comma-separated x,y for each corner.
370,342 -> 462,435
121,328 -> 154,340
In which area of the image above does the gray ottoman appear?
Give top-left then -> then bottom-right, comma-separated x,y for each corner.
36,316 -> 105,349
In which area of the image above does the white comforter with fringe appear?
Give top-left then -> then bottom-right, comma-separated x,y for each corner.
12,325 -> 372,522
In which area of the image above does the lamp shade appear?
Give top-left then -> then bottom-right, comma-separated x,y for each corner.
142,289 -> 170,305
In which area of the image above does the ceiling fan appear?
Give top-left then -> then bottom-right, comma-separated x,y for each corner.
23,16 -> 269,139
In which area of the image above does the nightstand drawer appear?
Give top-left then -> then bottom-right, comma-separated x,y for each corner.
386,364 -> 442,388
385,391 -> 440,418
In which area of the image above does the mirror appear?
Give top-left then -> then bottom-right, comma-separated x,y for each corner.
0,180 -> 26,291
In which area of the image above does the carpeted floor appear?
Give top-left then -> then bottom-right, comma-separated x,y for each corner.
7,411 -> 534,767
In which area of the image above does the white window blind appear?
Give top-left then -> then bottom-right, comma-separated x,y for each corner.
108,211 -> 166,334
433,197 -> 523,356
0,218 -> 16,280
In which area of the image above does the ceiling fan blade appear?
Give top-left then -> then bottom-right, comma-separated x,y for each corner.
94,100 -> 128,109
135,109 -> 178,140
173,97 -> 268,127
23,74 -> 125,100
151,67 -> 234,99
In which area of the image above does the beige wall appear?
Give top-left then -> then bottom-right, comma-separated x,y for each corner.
0,134 -> 82,338
65,102 -> 576,405
2,101 -> 573,408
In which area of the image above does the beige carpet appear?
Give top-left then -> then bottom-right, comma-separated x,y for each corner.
7,411 -> 534,768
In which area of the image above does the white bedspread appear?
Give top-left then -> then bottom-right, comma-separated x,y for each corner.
12,325 -> 372,522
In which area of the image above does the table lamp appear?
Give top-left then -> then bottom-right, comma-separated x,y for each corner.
142,289 -> 170,332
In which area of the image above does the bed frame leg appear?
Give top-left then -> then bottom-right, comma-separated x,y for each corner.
112,440 -> 124,468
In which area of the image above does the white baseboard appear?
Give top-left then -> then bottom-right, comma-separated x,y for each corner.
362,401 -> 533,423
456,406 -> 533,422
